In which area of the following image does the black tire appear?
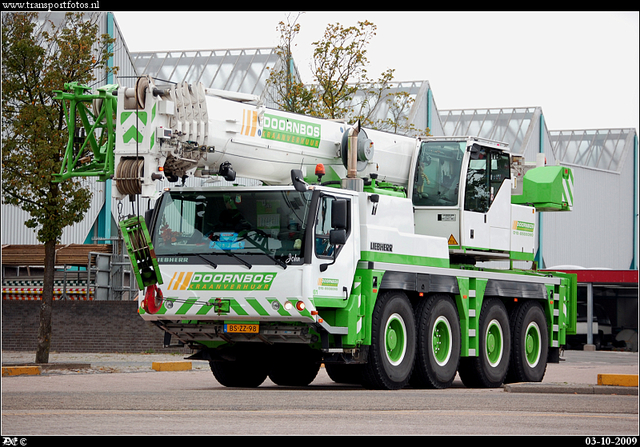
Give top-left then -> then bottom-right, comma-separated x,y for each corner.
209,344 -> 269,388
410,294 -> 461,389
268,344 -> 322,387
506,300 -> 549,383
362,290 -> 415,390
325,363 -> 364,385
458,298 -> 511,388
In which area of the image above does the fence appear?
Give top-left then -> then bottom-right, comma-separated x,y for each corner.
2,240 -> 136,301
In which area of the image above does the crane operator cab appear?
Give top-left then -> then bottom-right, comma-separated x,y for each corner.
410,137 -> 535,264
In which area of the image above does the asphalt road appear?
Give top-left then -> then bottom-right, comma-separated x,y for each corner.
2,349 -> 638,436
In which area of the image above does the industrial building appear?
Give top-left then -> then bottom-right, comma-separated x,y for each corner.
1,12 -> 637,350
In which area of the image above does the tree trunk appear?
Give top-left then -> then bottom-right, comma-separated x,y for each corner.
35,239 -> 56,364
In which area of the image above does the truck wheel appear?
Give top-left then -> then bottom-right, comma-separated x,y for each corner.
506,300 -> 548,383
209,344 -> 269,388
268,344 -> 322,386
410,294 -> 460,389
325,363 -> 364,385
458,298 -> 511,388
362,290 -> 415,390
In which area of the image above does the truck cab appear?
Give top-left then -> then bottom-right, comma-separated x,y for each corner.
145,185 -> 361,328
410,137 -> 535,263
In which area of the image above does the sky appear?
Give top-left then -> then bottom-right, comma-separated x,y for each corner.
113,11 -> 639,134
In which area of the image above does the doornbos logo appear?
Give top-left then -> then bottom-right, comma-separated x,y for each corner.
512,220 -> 534,236
167,272 -> 277,291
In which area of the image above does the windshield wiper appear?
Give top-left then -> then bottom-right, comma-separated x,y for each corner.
244,252 -> 287,269
267,254 -> 287,269
222,250 -> 252,269
239,229 -> 287,269
197,254 -> 219,269
170,253 -> 218,269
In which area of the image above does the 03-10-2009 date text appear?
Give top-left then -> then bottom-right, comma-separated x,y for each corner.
585,438 -> 637,446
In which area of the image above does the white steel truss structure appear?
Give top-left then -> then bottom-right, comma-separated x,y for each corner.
131,48 -> 279,96
548,128 -> 637,173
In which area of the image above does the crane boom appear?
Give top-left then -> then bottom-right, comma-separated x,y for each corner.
81,75 -> 415,198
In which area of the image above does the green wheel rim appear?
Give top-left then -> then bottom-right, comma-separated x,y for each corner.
432,316 -> 452,366
525,321 -> 542,367
385,313 -> 407,366
485,319 -> 504,367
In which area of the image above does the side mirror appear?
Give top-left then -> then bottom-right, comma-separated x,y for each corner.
329,228 -> 347,245
331,199 -> 347,229
291,169 -> 308,192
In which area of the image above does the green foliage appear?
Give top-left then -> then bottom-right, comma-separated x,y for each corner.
310,20 -> 378,121
264,13 -> 317,116
1,12 -> 117,244
265,15 -> 429,136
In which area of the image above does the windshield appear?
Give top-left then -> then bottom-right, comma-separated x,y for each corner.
412,141 -> 465,207
152,188 -> 313,265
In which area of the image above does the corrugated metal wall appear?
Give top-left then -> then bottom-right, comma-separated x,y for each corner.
108,13 -> 139,89
541,139 -> 636,269
1,178 -> 105,245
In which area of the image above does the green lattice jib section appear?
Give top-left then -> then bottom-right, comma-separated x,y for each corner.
53,82 -> 119,183
119,216 -> 163,290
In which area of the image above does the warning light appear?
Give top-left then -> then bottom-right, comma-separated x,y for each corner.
315,164 -> 325,183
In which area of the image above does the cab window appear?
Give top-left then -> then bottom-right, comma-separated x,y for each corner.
464,145 -> 510,213
315,195 -> 349,257
412,141 -> 465,207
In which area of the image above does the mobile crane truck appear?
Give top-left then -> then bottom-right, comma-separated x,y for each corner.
54,76 -> 577,390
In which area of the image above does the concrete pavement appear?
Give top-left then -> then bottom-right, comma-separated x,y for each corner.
2,348 -> 638,395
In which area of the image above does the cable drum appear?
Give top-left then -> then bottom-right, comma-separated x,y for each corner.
115,158 -> 144,196
340,126 -> 375,172
135,76 -> 150,109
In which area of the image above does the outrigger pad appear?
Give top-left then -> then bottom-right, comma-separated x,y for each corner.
119,216 -> 163,290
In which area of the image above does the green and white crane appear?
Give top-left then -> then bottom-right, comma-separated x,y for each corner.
55,76 -> 576,389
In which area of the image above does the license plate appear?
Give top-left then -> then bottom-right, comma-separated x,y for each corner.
224,323 -> 259,334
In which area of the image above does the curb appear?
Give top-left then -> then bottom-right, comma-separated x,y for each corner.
504,382 -> 638,395
151,361 -> 192,371
2,362 -> 91,371
2,366 -> 42,377
597,374 -> 638,387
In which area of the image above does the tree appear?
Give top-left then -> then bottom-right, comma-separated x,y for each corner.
310,20 -> 378,121
2,12 -> 117,363
264,13 -> 316,116
266,17 -> 428,136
